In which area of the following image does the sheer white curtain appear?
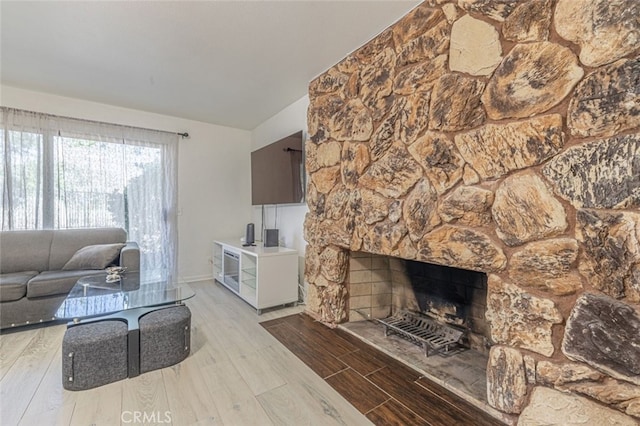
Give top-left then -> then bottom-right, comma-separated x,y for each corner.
1,108 -> 178,279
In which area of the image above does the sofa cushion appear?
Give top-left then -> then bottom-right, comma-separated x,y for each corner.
0,271 -> 38,302
27,270 -> 104,299
48,228 -> 127,271
62,243 -> 125,271
0,230 -> 53,274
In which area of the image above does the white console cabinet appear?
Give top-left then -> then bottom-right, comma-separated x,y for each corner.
213,240 -> 298,314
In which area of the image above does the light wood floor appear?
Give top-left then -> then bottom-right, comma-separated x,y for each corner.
0,280 -> 372,426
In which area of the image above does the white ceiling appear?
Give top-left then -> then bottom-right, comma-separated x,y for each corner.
1,1 -> 420,130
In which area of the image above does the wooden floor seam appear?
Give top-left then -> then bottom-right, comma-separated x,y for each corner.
261,312 -> 505,426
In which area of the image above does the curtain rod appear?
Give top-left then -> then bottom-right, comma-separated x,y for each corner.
2,107 -> 190,139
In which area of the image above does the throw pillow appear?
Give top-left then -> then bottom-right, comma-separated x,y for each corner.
62,243 -> 125,270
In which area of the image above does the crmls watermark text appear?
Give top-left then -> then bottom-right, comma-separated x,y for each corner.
121,411 -> 172,424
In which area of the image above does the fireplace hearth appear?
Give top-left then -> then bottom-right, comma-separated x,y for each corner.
342,317 -> 496,419
342,252 -> 499,418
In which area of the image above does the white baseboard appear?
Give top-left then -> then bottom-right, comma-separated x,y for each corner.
181,274 -> 212,283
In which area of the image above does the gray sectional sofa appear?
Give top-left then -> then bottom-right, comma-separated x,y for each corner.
0,228 -> 139,329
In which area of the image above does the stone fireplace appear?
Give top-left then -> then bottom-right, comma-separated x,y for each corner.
303,0 -> 639,423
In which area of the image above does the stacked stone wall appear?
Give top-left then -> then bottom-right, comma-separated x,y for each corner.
304,0 -> 639,422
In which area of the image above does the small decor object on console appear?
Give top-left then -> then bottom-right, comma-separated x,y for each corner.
105,266 -> 126,283
244,223 -> 255,246
264,229 -> 279,247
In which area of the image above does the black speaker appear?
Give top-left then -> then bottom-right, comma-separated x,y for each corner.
264,229 -> 279,247
244,223 -> 255,246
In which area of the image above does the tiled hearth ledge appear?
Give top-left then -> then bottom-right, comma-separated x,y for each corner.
302,0 -> 640,424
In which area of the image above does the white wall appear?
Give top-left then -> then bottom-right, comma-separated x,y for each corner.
1,85 -> 252,282
250,95 -> 310,293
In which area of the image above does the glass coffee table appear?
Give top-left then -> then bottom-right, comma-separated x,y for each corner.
57,271 -> 194,321
56,271 -> 195,377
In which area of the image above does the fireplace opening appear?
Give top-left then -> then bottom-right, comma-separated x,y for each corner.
403,259 -> 490,354
347,252 -> 491,354
343,251 -> 493,411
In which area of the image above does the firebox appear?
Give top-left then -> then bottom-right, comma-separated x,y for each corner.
347,252 -> 491,354
402,259 -> 490,353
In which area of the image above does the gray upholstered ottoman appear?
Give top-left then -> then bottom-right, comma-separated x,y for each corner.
139,305 -> 191,374
62,320 -> 128,390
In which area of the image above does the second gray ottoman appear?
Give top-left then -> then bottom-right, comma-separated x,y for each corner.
62,320 -> 128,391
139,305 -> 191,373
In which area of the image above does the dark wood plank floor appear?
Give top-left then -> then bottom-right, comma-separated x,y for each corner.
261,313 -> 504,426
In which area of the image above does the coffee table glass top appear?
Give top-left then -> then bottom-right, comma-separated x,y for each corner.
55,271 -> 195,320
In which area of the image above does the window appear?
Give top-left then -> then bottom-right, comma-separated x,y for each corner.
1,129 -> 44,229
1,108 -> 178,277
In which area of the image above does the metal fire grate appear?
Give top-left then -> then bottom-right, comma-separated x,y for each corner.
378,310 -> 466,357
